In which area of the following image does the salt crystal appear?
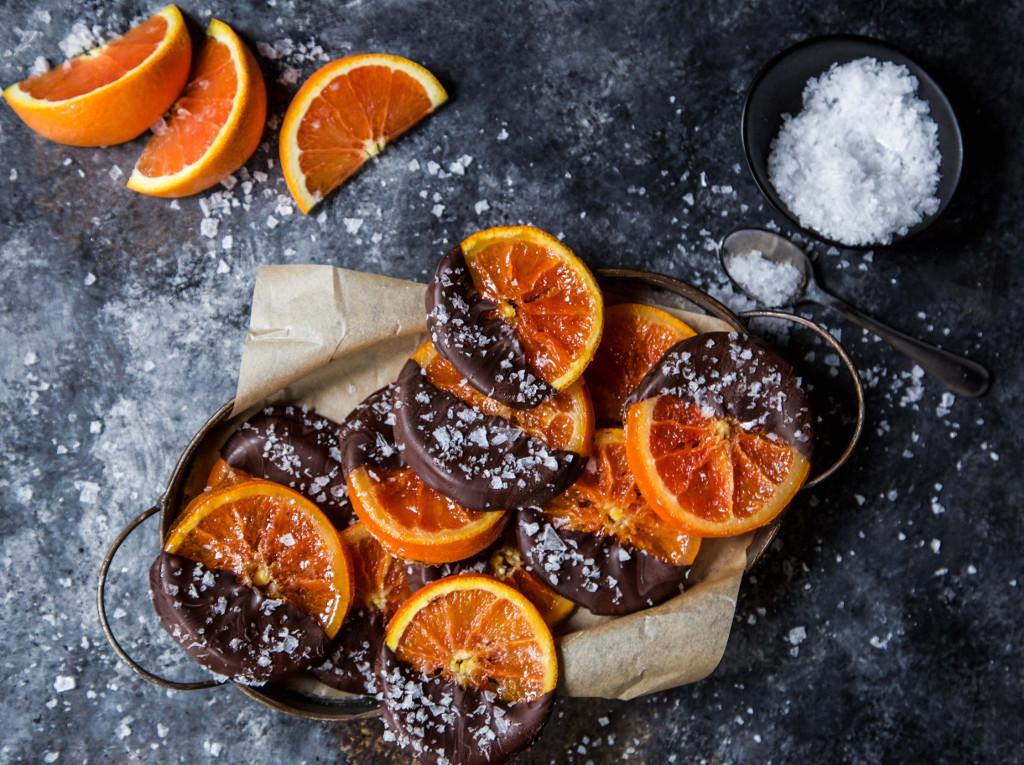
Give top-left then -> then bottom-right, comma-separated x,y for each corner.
343,217 -> 363,235
200,217 -> 219,238
786,626 -> 807,646
53,675 -> 76,693
726,249 -> 802,306
474,199 -> 490,215
768,57 -> 941,246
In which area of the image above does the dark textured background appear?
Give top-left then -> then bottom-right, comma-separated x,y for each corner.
1,1 -> 1021,763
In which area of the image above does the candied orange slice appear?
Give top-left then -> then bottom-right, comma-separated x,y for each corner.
487,544 -> 575,627
585,303 -> 696,424
128,19 -> 266,197
204,457 -> 250,490
164,479 -> 353,638
545,428 -> 700,564
413,340 -> 594,455
385,574 -> 557,702
3,5 -> 191,146
347,465 -> 507,564
280,54 -> 447,213
341,523 -> 412,618
625,396 -> 809,537
459,226 -> 603,390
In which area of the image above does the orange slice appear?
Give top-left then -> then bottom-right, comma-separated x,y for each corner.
585,303 -> 696,424
625,396 -> 810,537
3,5 -> 191,146
280,53 -> 447,213
204,457 -> 250,489
459,226 -> 604,390
347,465 -> 507,564
544,428 -> 700,564
413,340 -> 594,455
164,479 -> 353,638
385,574 -> 557,702
341,523 -> 412,618
127,19 -> 266,197
487,543 -> 575,627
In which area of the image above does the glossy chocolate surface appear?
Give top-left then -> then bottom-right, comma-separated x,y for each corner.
338,384 -> 403,476
427,246 -> 554,408
309,607 -> 384,695
149,551 -> 327,685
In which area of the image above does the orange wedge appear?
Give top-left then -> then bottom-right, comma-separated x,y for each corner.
127,19 -> 266,197
3,5 -> 191,146
164,479 -> 353,638
280,53 -> 447,213
385,574 -> 557,702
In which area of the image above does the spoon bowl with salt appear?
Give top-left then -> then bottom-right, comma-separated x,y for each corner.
719,228 -> 990,398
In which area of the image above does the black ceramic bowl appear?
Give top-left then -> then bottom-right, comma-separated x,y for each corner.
742,35 -> 963,250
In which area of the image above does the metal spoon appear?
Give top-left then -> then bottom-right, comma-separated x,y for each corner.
719,228 -> 991,398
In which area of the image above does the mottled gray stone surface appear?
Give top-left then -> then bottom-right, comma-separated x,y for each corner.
1,0 -> 1021,763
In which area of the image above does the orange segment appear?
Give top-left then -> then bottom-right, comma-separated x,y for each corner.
280,54 -> 447,213
625,396 -> 810,537
460,226 -> 604,390
487,544 -> 575,627
347,465 -> 507,564
127,19 -> 266,197
545,428 -> 700,565
164,479 -> 353,638
385,574 -> 557,702
3,5 -> 191,146
413,340 -> 594,455
585,303 -> 696,424
341,523 -> 412,618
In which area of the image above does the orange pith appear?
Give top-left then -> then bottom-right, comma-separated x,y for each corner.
385,574 -> 557,702
128,19 -> 266,197
347,465 -> 507,565
3,6 -> 191,146
413,340 -> 594,455
625,396 -> 810,538
341,523 -> 413,618
585,303 -> 696,424
488,544 -> 575,627
280,54 -> 447,213
544,429 -> 700,565
205,457 -> 250,490
164,479 -> 352,638
460,226 -> 604,390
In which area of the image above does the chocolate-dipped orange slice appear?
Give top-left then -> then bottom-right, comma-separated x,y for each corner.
393,341 -> 592,511
379,574 -> 557,765
426,225 -> 603,408
517,428 -> 700,615
624,332 -> 814,537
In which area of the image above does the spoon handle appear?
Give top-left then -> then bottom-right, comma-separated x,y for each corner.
823,298 -> 991,398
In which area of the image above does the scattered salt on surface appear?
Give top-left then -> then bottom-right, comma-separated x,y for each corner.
726,249 -> 802,306
768,57 -> 941,246
53,675 -> 76,693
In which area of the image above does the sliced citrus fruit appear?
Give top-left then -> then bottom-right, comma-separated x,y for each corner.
487,543 -> 575,626
127,19 -> 266,197
544,428 -> 700,564
625,395 -> 810,537
280,53 -> 447,213
348,465 -> 507,564
585,303 -> 696,424
164,479 -> 353,638
3,5 -> 191,146
205,456 -> 250,489
454,226 -> 603,391
413,340 -> 594,455
385,574 -> 557,702
341,522 -> 413,618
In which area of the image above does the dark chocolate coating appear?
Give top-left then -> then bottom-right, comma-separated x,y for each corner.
426,246 -> 554,409
514,508 -> 688,615
378,646 -> 554,765
149,551 -> 327,685
393,359 -> 585,510
626,332 -> 815,458
221,405 -> 353,528
309,607 -> 384,695
404,550 -> 491,594
338,384 -> 403,476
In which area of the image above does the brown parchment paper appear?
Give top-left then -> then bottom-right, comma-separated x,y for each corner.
232,264 -> 751,700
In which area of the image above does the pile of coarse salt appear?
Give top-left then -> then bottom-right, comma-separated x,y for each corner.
727,249 -> 803,306
768,57 -> 942,246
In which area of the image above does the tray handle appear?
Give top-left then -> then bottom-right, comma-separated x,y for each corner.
740,309 -> 865,489
97,505 -> 225,691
